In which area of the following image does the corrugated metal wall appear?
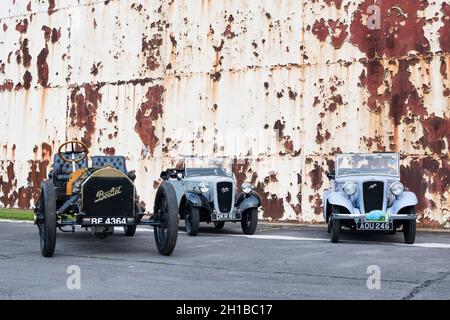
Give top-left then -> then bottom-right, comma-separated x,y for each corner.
0,0 -> 449,227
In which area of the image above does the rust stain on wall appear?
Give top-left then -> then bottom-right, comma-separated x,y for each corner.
0,0 -> 448,227
135,85 -> 165,155
69,84 -> 103,147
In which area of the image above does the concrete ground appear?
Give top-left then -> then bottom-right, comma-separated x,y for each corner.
0,220 -> 449,299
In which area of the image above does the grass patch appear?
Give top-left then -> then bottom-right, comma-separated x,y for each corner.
0,208 -> 34,221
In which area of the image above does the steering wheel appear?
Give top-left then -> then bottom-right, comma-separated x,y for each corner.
57,140 -> 89,163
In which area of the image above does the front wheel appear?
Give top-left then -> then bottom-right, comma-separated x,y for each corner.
123,225 -> 137,237
36,180 -> 57,257
214,221 -> 225,229
403,220 -> 416,244
185,206 -> 200,236
241,208 -> 258,235
153,182 -> 179,255
330,216 -> 340,243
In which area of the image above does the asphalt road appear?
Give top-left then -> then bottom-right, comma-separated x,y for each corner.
0,220 -> 449,299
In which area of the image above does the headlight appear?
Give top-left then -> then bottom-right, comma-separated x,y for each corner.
390,182 -> 404,196
241,182 -> 253,194
343,182 -> 357,196
199,182 -> 210,193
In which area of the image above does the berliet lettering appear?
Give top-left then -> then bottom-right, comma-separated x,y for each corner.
221,187 -> 229,193
368,183 -> 377,189
94,186 -> 122,203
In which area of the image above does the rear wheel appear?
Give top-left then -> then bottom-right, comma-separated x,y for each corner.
123,225 -> 137,237
37,181 -> 57,257
185,206 -> 200,236
241,208 -> 258,235
214,221 -> 225,229
153,182 -> 179,255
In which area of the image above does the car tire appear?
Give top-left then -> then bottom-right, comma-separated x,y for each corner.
153,182 -> 179,255
123,225 -> 137,237
327,220 -> 331,233
330,216 -> 340,243
403,220 -> 416,245
185,206 -> 200,236
37,180 -> 57,257
214,221 -> 225,229
241,208 -> 258,235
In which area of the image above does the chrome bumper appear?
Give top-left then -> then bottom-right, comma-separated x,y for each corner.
333,213 -> 416,221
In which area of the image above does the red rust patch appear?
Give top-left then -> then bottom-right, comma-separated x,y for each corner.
69,84 -> 103,147
419,115 -> 450,154
0,80 -> 14,92
312,19 -> 329,42
51,28 -> 61,43
324,0 -> 342,9
309,163 -> 324,191
48,0 -> 56,15
328,20 -> 348,49
135,85 -> 165,155
389,59 -> 427,126
15,19 -> 28,34
255,182 -> 284,220
37,47 -> 49,87
350,0 -> 430,59
103,147 -> 115,156
21,38 -> 32,68
0,162 -> 18,207
222,24 -> 235,39
42,26 -> 51,42
142,35 -> 162,71
23,71 -> 32,90
439,3 -> 450,52
3,23 -> 7,32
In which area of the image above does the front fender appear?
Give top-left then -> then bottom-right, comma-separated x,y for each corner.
327,192 -> 355,215
185,192 -> 212,212
237,193 -> 261,213
393,191 -> 418,214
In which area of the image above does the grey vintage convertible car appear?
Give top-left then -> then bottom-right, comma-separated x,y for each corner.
160,156 -> 261,236
323,153 -> 417,244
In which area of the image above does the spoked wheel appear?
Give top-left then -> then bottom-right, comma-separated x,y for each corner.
214,221 -> 225,230
241,208 -> 258,235
123,225 -> 137,237
153,182 -> 179,256
36,181 -> 57,257
185,205 -> 200,236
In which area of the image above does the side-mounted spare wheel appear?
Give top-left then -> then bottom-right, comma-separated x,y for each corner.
37,180 -> 57,257
153,182 -> 179,256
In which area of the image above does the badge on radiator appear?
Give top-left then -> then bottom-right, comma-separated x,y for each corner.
94,186 -> 123,203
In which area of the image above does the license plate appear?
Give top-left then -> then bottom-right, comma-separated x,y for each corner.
216,213 -> 234,220
89,217 -> 128,225
357,222 -> 392,230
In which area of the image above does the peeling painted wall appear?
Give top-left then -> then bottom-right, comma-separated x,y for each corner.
0,0 -> 449,228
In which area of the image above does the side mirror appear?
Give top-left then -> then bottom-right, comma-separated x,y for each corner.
326,170 -> 335,180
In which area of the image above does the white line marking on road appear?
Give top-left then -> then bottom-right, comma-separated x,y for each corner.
0,219 -> 33,224
395,242 -> 450,249
230,234 -> 329,242
228,234 -> 450,249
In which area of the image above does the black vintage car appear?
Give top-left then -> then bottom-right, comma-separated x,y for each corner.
34,140 -> 179,257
